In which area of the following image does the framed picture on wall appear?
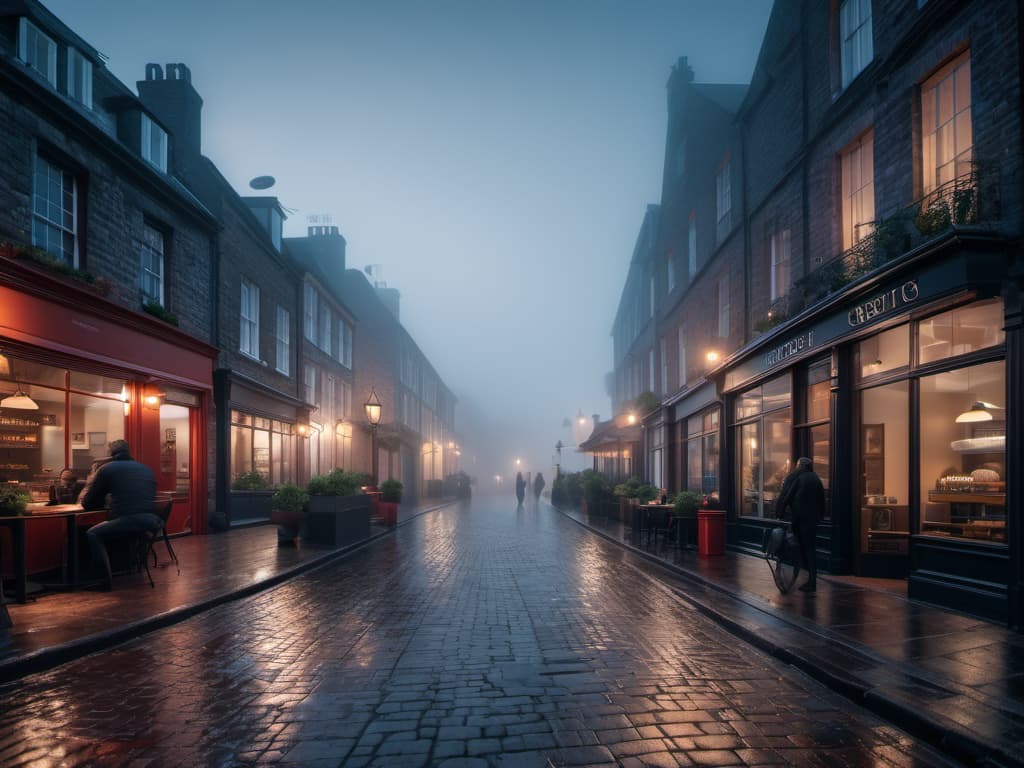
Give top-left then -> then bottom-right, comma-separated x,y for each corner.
863,424 -> 884,456
88,432 -> 107,458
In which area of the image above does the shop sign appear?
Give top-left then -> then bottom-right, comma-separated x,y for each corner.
847,280 -> 919,327
724,255 -> 968,392
764,330 -> 816,368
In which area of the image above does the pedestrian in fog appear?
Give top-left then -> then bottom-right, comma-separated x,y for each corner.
773,456 -> 825,593
533,472 -> 545,504
515,472 -> 526,506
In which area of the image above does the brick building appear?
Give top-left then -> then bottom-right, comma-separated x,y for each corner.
603,0 -> 1024,625
0,0 -> 218,551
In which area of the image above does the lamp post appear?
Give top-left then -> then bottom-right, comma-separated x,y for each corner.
364,387 -> 382,485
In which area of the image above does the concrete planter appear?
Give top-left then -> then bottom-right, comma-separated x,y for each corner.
304,493 -> 371,548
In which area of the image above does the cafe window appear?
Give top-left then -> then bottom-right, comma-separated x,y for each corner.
859,381 -> 910,555
919,360 -> 1005,544
0,356 -> 125,488
918,298 -> 1003,365
734,373 -> 791,518
229,410 -> 295,485
686,408 -> 719,496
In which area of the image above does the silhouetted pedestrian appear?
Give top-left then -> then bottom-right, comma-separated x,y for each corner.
515,472 -> 526,506
773,457 -> 825,593
533,472 -> 545,503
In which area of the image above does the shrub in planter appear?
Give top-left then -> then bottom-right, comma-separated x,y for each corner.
232,471 -> 269,491
0,486 -> 29,516
582,470 -> 612,512
270,483 -> 309,545
673,491 -> 702,517
307,468 -> 362,497
636,484 -> 659,504
380,479 -> 403,503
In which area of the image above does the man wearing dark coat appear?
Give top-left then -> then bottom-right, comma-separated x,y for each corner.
773,456 -> 826,593
515,472 -> 526,506
80,440 -> 161,590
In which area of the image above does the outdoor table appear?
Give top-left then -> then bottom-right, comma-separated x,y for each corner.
0,504 -> 106,603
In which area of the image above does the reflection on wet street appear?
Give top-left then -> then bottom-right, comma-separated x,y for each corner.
0,497 -> 959,766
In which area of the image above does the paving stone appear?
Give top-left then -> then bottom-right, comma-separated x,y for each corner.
0,499 -> 968,767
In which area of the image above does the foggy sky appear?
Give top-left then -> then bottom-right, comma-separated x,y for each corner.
44,0 -> 772,484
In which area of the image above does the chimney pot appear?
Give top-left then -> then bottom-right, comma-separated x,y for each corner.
145,63 -> 163,81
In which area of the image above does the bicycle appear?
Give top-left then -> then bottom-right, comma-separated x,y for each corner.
763,521 -> 801,594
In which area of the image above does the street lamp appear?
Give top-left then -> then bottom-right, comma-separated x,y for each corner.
364,387 -> 382,485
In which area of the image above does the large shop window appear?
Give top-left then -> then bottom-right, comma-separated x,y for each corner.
735,374 -> 791,518
0,356 -> 125,489
648,423 -> 665,490
229,410 -> 295,485
920,360 -> 1005,543
686,408 -> 719,496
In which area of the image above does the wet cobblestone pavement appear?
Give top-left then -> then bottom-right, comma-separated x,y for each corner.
0,498 -> 961,767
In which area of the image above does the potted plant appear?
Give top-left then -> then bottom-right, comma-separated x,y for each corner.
305,469 -> 372,547
378,479 -> 403,526
0,486 -> 29,516
270,483 -> 309,546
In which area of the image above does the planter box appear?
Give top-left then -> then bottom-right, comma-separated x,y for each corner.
230,490 -> 274,525
304,493 -> 371,548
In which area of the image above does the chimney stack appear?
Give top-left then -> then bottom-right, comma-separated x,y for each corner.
138,63 -> 203,174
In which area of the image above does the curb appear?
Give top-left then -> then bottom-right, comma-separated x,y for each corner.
0,501 -> 456,684
557,506 -> 1021,768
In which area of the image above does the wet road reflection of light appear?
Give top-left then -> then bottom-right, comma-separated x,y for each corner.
0,496 -> 963,766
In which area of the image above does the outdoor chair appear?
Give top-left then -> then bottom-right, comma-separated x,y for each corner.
148,498 -> 180,574
646,505 -> 672,548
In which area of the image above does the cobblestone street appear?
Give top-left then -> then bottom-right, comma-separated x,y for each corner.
0,499 -> 959,767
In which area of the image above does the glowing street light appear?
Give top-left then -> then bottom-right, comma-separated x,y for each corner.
364,387 -> 382,484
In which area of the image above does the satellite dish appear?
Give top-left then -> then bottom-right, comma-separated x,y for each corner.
249,175 -> 275,190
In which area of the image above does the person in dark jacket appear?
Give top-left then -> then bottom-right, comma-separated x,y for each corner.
515,472 -> 526,506
533,472 -> 545,504
773,456 -> 826,593
80,440 -> 161,590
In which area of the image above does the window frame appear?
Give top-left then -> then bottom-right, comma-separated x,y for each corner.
32,153 -> 79,268
239,278 -> 260,360
140,113 -> 168,172
770,228 -> 791,302
275,305 -> 291,376
139,221 -> 165,307
67,46 -> 92,109
839,0 -> 873,89
841,130 -> 875,251
920,52 -> 972,196
18,17 -> 57,86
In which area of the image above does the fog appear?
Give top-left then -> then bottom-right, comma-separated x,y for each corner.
44,0 -> 772,488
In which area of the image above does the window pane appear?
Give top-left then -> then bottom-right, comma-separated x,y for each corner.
735,388 -> 761,421
855,324 -> 909,379
859,381 -> 909,555
737,422 -> 761,517
762,373 -> 791,412
764,409 -> 792,517
918,298 -> 1004,364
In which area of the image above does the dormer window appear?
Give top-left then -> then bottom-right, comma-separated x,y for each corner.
67,47 -> 92,109
18,18 -> 57,87
141,113 -> 167,172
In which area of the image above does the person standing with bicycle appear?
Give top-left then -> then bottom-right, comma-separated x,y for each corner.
774,457 -> 825,593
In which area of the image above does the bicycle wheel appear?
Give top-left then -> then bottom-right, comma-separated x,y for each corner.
768,553 -> 799,594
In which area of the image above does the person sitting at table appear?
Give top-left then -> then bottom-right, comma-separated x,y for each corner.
79,439 -> 161,591
47,468 -> 85,506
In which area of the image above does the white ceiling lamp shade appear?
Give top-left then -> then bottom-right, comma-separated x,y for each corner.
0,384 -> 39,410
955,401 -> 1000,423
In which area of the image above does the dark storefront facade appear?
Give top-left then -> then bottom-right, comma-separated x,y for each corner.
714,235 -> 1017,623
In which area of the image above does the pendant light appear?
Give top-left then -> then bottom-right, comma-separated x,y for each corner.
0,385 -> 39,410
955,401 -> 999,423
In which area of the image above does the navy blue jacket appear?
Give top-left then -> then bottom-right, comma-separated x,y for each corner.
80,454 -> 157,519
774,466 -> 826,524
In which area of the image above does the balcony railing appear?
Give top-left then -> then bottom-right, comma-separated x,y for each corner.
754,166 -> 999,334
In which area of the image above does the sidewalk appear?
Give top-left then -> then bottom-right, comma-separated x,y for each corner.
559,505 -> 1024,768
0,499 -> 453,683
